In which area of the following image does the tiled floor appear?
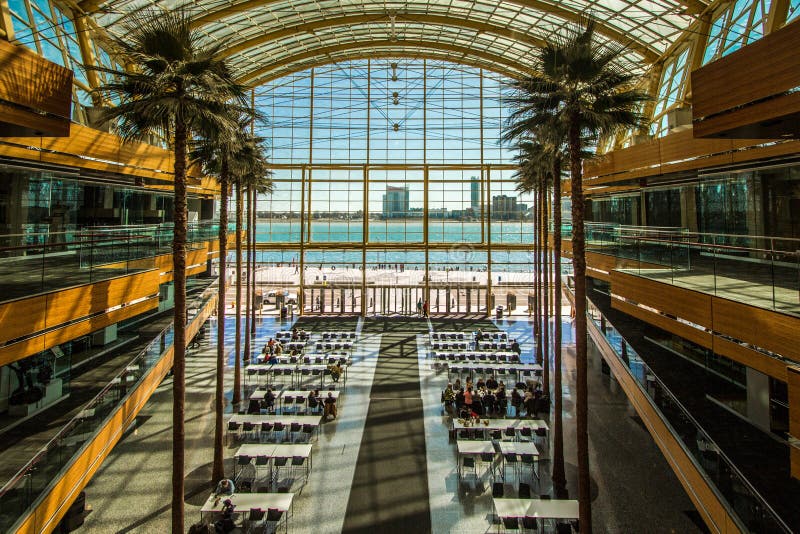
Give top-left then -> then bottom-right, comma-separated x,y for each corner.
80,313 -> 703,533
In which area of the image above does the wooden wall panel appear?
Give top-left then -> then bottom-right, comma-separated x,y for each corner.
0,40 -> 71,136
712,337 -> 789,381
0,335 -> 46,368
610,270 -> 713,328
0,295 -> 47,344
0,123 -> 203,184
45,270 -> 159,328
584,129 -> 800,188
711,297 -> 800,364
692,19 -> 800,118
612,297 -> 713,348
44,297 -> 158,349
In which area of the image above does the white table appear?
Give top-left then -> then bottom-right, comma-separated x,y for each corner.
452,418 -> 548,434
456,441 -> 496,456
200,492 -> 294,521
497,441 -> 539,456
493,497 -> 579,519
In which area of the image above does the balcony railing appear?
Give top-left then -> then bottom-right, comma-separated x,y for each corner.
564,223 -> 800,316
0,281 -> 218,532
0,221 -> 230,303
584,290 -> 792,533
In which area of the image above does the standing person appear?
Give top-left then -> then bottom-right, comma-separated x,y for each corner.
463,385 -> 474,415
417,298 -> 423,316
423,299 -> 429,318
442,383 -> 456,415
511,388 -> 522,417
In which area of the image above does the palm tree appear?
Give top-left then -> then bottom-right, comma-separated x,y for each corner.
505,21 -> 648,531
190,111 -> 253,485
93,10 -> 247,530
230,136 -> 273,404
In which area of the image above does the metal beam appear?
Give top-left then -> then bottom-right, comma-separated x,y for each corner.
238,41 -> 529,86
0,0 -> 14,41
218,13 -> 549,59
190,0 -> 660,62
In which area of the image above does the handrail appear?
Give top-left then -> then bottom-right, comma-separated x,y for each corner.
0,279 -> 218,498
616,235 -> 800,257
581,286 -> 793,533
584,221 -> 800,246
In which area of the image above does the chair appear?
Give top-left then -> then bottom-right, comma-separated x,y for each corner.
265,508 -> 284,533
459,456 -> 476,479
302,423 -> 315,442
518,482 -> 531,499
236,454 -> 252,474
294,396 -> 306,414
491,430 -> 502,441
245,508 -> 266,532
227,421 -> 241,444
503,453 -> 518,481
273,422 -> 285,443
242,422 -> 256,441
521,516 -> 538,532
480,452 -> 496,478
504,427 -> 516,441
247,399 -> 261,415
520,453 -> 538,480
502,517 -> 520,531
282,396 -> 294,414
291,455 -> 306,479
289,422 -> 302,442
534,428 -> 548,453
255,455 -> 269,477
519,427 -> 533,442
492,481 -> 504,498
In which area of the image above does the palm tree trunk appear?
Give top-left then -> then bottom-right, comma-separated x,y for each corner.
213,169 -> 229,483
244,186 -> 252,365
171,116 -> 188,534
533,182 -> 542,365
233,180 -> 243,405
541,176 -> 550,397
552,157 -> 567,497
250,191 -> 257,334
569,119 -> 591,532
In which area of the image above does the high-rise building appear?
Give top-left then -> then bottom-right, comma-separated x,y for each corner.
382,186 -> 410,219
470,176 -> 481,213
492,194 -> 517,220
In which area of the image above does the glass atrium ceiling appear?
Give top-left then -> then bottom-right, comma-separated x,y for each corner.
84,0 -> 703,84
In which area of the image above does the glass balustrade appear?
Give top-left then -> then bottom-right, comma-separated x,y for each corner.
561,222 -> 800,315
0,282 -> 217,532
585,295 -> 792,533
0,221 -> 232,303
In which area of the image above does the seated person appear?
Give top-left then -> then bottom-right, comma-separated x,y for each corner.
268,352 -> 278,364
214,499 -> 236,534
214,478 -> 235,496
291,327 -> 299,341
476,377 -> 486,390
274,343 -> 283,356
328,362 -> 343,382
323,392 -> 337,418
307,390 -> 320,412
511,340 -> 521,355
486,375 -> 498,390
262,388 -> 276,411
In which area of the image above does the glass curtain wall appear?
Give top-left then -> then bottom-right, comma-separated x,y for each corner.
252,59 -> 538,315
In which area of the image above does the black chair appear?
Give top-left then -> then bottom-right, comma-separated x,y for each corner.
289,422 -> 302,442
301,423 -> 315,442
518,482 -> 531,499
247,399 -> 261,414
227,421 -> 241,444
502,517 -> 520,530
242,422 -> 256,441
521,516 -> 538,531
503,453 -> 518,480
520,453 -> 537,480
273,422 -> 285,443
260,422 -> 273,442
265,508 -> 284,532
246,508 -> 266,531
460,456 -> 476,479
492,482 -> 504,498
